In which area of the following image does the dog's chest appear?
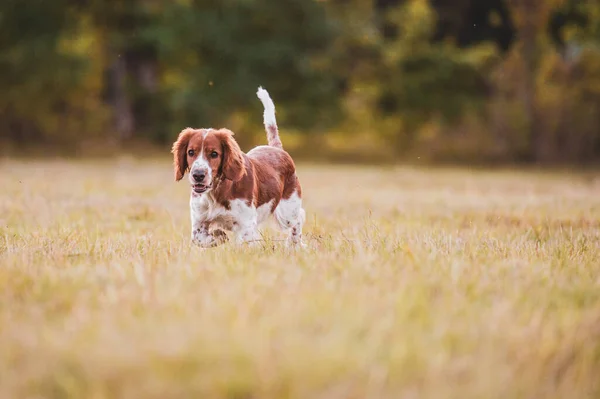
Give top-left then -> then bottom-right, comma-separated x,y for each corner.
190,194 -> 231,226
191,193 -> 274,229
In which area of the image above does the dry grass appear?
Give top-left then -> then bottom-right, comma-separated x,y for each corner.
1,158 -> 600,399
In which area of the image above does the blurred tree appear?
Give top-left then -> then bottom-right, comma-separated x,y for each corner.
319,0 -> 382,141
377,0 -> 516,52
0,0 -> 109,149
497,0 -> 600,163
1,0 -> 343,149
136,0 -> 343,145
375,0 -> 498,152
505,0 -> 560,162
71,0 -> 178,143
553,0 -> 600,161
1,0 -> 599,163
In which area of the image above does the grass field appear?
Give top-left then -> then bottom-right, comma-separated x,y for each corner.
1,158 -> 600,399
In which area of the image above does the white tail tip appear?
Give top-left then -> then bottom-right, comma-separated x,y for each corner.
256,86 -> 276,126
256,86 -> 270,102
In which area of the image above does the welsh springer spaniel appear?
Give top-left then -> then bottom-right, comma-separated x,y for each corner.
171,87 -> 305,248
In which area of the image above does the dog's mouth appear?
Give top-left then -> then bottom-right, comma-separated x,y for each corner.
192,184 -> 211,194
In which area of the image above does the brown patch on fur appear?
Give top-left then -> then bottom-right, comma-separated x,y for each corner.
214,129 -> 246,182
171,128 -> 196,181
209,146 -> 300,212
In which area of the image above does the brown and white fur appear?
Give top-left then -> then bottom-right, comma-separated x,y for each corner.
171,87 -> 305,248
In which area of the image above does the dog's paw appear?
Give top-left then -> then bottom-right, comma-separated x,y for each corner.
210,228 -> 229,244
192,229 -> 218,248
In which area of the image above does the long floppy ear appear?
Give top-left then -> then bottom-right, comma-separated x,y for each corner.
171,128 -> 195,181
217,129 -> 246,182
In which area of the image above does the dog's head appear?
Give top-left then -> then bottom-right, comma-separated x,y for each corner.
171,128 -> 245,193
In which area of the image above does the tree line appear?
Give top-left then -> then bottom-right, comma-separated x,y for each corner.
1,0 -> 599,164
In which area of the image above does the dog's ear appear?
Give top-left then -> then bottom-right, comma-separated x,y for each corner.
171,128 -> 195,181
217,129 -> 246,182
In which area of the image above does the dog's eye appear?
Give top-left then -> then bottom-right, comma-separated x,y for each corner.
187,149 -> 194,157
210,151 -> 218,159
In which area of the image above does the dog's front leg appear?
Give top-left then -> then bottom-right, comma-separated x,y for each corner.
191,222 -> 218,248
190,197 -> 223,248
233,219 -> 261,247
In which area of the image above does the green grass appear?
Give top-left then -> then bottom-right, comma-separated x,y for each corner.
1,158 -> 599,399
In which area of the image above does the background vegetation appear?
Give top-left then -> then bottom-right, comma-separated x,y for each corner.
2,0 -> 599,164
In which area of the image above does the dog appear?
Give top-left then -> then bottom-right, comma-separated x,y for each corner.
171,87 -> 305,248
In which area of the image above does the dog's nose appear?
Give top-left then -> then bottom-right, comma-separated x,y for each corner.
192,172 -> 205,182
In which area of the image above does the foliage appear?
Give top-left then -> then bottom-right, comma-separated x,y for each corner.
376,0 -> 498,150
0,0 -> 109,147
146,0 -> 343,140
0,0 -> 599,163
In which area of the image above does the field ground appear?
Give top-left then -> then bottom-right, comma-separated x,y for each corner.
1,158 -> 600,399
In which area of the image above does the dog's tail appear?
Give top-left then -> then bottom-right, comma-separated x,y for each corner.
256,87 -> 283,149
